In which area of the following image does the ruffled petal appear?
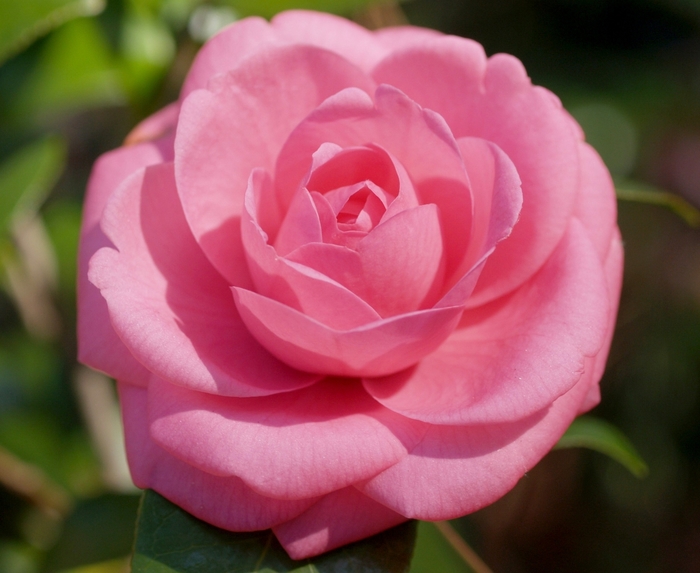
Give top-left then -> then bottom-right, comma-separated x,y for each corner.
273,487 -> 407,560
119,383 -> 315,530
148,377 -> 427,500
373,38 -> 580,305
78,142 -> 168,386
363,219 -> 609,424
175,44 -> 375,286
359,364 -> 595,520
89,162 -> 317,396
271,10 -> 388,72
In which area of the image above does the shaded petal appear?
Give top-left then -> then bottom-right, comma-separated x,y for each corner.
373,38 -> 580,305
180,16 -> 277,99
78,142 -> 167,386
363,219 -> 609,425
359,363 -> 595,520
271,10 -> 388,72
119,383 -> 315,530
273,487 -> 407,560
233,286 -> 465,377
242,170 -> 382,330
89,163 -> 317,396
149,377 -> 427,500
175,44 -> 375,285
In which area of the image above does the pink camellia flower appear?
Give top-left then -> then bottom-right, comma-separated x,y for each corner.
78,10 -> 622,560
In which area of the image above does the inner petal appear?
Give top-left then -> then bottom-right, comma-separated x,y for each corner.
306,145 -> 401,198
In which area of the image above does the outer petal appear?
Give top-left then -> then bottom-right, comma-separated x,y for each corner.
373,37 -> 581,305
148,377 -> 427,500
273,487 -> 407,560
175,44 -> 375,286
271,10 -> 388,72
89,162 -> 317,396
363,219 -> 609,425
119,383 -> 315,530
78,142 -> 167,386
233,285 -> 466,377
359,363 -> 595,520
575,142 -> 618,259
180,16 -> 278,99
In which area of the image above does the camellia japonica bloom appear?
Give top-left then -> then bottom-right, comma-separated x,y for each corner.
78,10 -> 623,560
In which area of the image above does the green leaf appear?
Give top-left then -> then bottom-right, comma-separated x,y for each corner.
0,136 -> 66,235
226,0 -> 383,19
555,416 -> 649,478
132,490 -> 417,573
0,0 -> 106,65
616,181 -> 700,228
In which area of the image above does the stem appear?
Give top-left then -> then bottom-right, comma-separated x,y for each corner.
433,521 -> 494,573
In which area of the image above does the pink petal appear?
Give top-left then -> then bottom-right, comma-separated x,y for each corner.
233,286 -> 465,377
242,170 -> 382,330
359,363 -> 596,520
78,142 -> 168,386
454,137 -> 522,293
271,10 -> 388,72
575,142 -> 618,259
274,85 -> 470,219
272,184 -> 323,257
119,383 -> 315,530
590,227 -> 624,385
148,377 -> 427,500
175,44 -> 375,286
373,38 -> 580,305
180,16 -> 278,99
273,487 -> 407,560
363,219 -> 610,425
89,162 -> 317,396
356,204 -> 445,316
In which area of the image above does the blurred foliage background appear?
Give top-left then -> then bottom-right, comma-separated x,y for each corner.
0,0 -> 699,572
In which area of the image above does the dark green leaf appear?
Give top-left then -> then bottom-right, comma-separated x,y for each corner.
0,137 -> 66,235
132,490 -> 417,573
555,416 -> 649,478
42,493 -> 142,572
0,0 -> 106,64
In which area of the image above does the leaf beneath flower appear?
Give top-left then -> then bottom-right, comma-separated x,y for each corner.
555,415 -> 649,478
132,490 -> 417,573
